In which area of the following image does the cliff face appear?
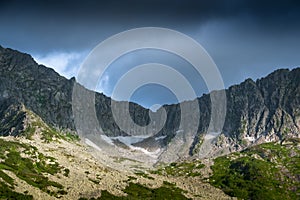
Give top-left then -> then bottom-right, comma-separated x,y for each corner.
0,46 -> 75,130
0,45 -> 299,158
0,97 -> 26,136
217,69 -> 300,152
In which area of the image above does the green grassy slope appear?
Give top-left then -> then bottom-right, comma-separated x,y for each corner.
210,139 -> 300,199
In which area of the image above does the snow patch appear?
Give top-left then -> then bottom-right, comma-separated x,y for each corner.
111,135 -> 150,146
100,134 -> 114,145
245,136 -> 255,142
85,138 -> 102,151
129,146 -> 161,158
97,135 -> 161,158
110,135 -> 160,158
155,135 -> 167,141
205,132 -> 220,140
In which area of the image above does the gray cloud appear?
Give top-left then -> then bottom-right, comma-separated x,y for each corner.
1,0 -> 300,107
1,0 -> 300,52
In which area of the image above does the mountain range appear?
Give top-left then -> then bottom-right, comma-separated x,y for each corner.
0,45 -> 299,199
1,45 -> 299,159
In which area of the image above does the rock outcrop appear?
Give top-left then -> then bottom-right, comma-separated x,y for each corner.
0,97 -> 26,136
213,68 -> 300,154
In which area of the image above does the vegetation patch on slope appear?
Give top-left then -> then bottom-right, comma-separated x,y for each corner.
23,108 -> 79,143
0,138 -> 68,198
151,160 -> 204,177
210,139 -> 300,199
80,181 -> 190,200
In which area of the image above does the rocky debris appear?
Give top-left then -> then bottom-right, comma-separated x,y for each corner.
0,122 -> 232,199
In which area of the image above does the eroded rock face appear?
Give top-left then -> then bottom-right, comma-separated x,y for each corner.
0,45 -> 299,158
0,46 -> 75,130
217,68 -> 300,152
0,98 -> 26,136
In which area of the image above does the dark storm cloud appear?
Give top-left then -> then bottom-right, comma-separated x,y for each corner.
1,0 -> 300,53
1,0 -> 300,107
2,0 -> 300,22
2,0 -> 300,19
